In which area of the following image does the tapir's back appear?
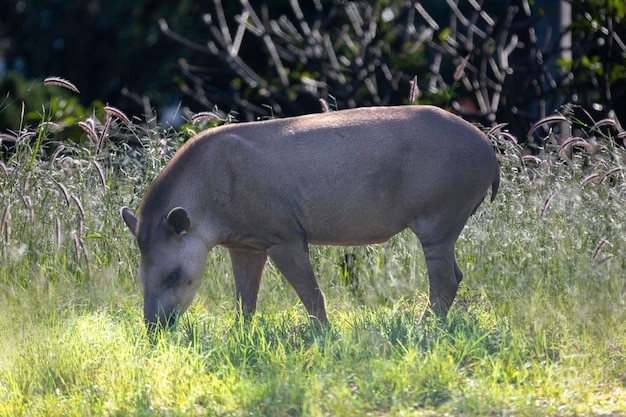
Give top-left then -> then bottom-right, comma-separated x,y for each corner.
146,105 -> 499,246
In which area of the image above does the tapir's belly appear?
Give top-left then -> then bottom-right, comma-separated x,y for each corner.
297,201 -> 412,246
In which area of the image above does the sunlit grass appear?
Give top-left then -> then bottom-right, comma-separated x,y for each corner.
1,102 -> 625,415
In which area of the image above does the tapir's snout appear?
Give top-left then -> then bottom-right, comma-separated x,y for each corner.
144,299 -> 181,331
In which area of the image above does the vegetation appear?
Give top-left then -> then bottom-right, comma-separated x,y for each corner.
2,1 -> 624,139
160,0 -> 625,139
1,81 -> 625,416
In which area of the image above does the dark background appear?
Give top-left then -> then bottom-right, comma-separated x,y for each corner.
1,0 -> 624,141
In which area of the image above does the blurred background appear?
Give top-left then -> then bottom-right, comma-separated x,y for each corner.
1,0 -> 624,142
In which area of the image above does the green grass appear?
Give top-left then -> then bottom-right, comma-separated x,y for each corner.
1,105 -> 625,416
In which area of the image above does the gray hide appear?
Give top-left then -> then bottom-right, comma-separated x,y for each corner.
121,105 -> 500,329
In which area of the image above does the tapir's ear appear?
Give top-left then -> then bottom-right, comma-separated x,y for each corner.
166,207 -> 190,236
121,206 -> 138,237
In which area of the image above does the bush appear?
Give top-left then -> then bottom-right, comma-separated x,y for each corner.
162,0 -> 625,142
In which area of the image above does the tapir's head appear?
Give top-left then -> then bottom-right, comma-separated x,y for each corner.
121,206 -> 208,330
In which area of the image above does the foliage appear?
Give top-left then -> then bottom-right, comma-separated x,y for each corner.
161,0 -> 625,140
0,0 -> 208,120
1,84 -> 626,416
2,1 -> 624,142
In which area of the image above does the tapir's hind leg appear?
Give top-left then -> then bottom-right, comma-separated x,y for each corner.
228,249 -> 267,319
421,242 -> 460,319
267,242 -> 328,323
410,220 -> 466,321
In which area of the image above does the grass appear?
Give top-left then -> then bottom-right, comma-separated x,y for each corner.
1,96 -> 625,416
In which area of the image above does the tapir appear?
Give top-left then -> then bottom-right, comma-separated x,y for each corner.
121,105 -> 500,329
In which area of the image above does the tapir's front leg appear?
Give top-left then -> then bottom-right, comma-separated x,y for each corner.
228,249 -> 267,319
267,242 -> 328,323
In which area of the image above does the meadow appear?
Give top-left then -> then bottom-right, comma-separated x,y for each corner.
1,93 -> 625,416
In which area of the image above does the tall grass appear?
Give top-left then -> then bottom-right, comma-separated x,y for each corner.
1,90 -> 625,415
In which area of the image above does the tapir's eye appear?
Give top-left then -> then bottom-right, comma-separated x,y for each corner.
165,269 -> 182,288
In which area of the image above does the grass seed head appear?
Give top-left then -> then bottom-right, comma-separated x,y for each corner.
104,105 -> 132,125
191,111 -> 222,123
1,202 -> 11,244
55,217 -> 62,254
70,194 -> 86,229
22,196 -> 33,220
580,173 -> 600,187
592,237 -> 610,263
92,161 -> 108,192
0,133 -> 18,146
603,167 -> 622,182
43,76 -> 80,93
97,117 -> 112,154
527,115 -> 568,139
50,145 -> 66,167
18,131 -> 37,143
409,75 -> 418,103
55,182 -> 70,207
77,121 -> 99,143
541,191 -> 556,218
22,172 -> 31,192
453,55 -> 470,82
590,118 -> 616,132
319,99 -> 330,113
72,232 -> 82,262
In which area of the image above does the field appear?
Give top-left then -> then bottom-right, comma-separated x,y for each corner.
1,103 -> 625,416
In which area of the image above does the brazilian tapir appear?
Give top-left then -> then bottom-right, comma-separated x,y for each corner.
121,105 -> 500,329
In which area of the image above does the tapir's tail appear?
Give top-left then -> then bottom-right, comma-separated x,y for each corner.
472,164 -> 500,215
490,178 -> 500,202
490,164 -> 500,203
